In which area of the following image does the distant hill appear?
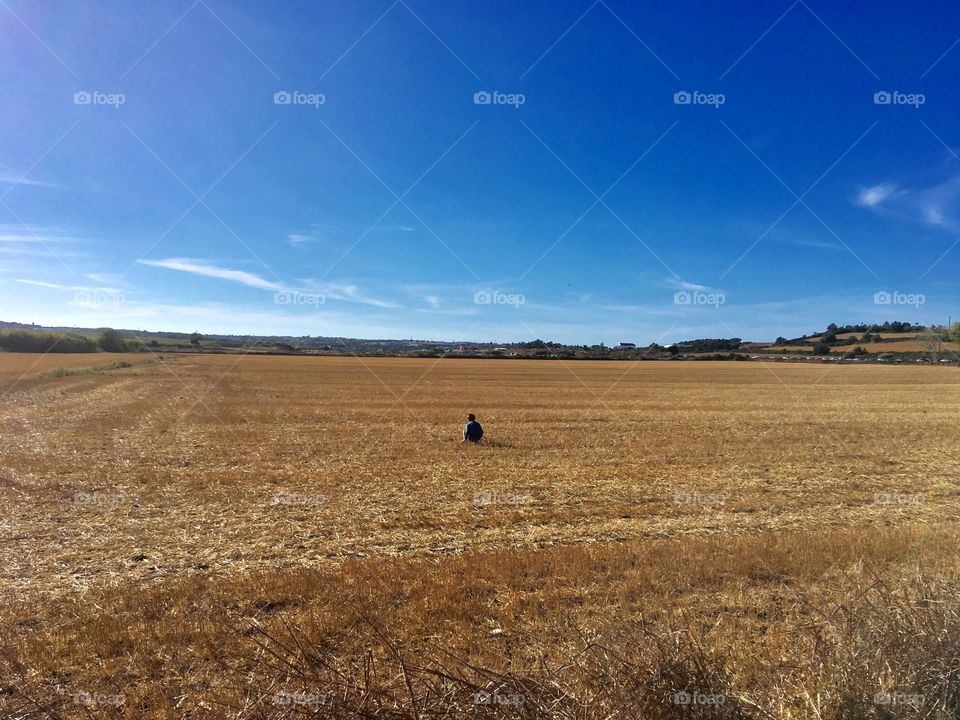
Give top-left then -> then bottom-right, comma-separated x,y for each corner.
1,320 -> 957,363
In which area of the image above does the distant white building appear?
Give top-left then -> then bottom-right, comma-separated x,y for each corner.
618,342 -> 636,349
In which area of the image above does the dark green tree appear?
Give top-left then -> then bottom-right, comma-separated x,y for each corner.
97,329 -> 127,353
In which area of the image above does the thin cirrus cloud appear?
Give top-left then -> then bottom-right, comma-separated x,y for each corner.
776,236 -> 844,251
138,258 -> 400,309
856,177 -> 960,231
138,258 -> 286,292
856,183 -> 900,208
0,171 -> 61,189
0,229 -> 88,264
15,278 -> 121,293
288,222 -> 337,246
0,226 -> 79,243
663,277 -> 713,292
305,282 -> 402,309
288,224 -> 414,247
287,234 -> 320,246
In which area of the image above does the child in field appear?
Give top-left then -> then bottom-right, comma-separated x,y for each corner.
462,413 -> 484,443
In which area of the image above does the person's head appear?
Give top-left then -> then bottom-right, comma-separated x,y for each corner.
467,413 -> 476,422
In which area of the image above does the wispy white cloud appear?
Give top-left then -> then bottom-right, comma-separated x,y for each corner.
15,278 -> 121,293
138,258 -> 286,292
16,279 -> 78,291
0,235 -> 50,244
856,183 -> 899,207
85,272 -> 124,285
0,228 -> 88,266
288,222 -> 338,246
0,228 -> 78,244
663,277 -> 712,292
772,235 -> 843,251
137,258 -> 401,309
855,177 -> 960,231
0,171 -> 60,189
922,204 -> 945,226
305,281 -> 402,309
916,177 -> 960,230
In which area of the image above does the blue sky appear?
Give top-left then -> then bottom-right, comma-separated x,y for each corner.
1,0 -> 958,344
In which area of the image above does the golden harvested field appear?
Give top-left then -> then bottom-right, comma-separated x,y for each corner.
0,352 -> 136,386
2,354 -> 960,718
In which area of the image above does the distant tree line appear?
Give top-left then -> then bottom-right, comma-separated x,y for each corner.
674,338 -> 742,353
0,328 -> 143,353
828,321 -> 920,334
